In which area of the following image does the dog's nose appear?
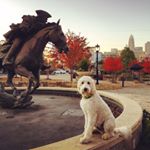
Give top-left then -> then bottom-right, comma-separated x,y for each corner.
84,88 -> 88,92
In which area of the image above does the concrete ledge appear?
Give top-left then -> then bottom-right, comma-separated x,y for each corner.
27,87 -> 143,150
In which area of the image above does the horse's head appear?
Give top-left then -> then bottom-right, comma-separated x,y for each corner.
48,20 -> 69,53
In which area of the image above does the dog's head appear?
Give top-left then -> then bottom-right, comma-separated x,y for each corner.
77,76 -> 96,98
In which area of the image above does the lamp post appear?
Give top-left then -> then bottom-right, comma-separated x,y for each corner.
95,44 -> 100,84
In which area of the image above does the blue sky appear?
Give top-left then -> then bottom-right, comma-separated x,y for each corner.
0,0 -> 150,51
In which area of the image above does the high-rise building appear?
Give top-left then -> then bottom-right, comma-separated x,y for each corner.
128,35 -> 135,51
145,41 -> 150,56
89,46 -> 103,63
111,48 -> 118,55
134,47 -> 144,60
135,47 -> 143,52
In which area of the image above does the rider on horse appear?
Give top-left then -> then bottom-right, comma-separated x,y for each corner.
3,10 -> 51,67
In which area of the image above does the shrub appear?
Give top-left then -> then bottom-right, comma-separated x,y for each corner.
141,110 -> 150,145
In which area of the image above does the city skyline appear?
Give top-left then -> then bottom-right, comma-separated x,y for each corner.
0,0 -> 150,52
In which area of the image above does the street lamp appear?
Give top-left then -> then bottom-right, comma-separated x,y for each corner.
95,44 -> 100,84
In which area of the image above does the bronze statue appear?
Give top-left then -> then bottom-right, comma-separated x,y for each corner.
3,10 -> 52,66
0,11 -> 69,108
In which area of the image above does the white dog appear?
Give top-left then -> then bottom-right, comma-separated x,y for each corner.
77,76 -> 131,144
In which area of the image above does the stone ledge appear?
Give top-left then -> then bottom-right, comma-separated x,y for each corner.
30,87 -> 143,150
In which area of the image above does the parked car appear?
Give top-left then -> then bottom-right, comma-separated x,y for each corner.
51,69 -> 68,75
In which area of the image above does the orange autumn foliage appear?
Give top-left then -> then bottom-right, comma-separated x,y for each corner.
51,31 -> 91,70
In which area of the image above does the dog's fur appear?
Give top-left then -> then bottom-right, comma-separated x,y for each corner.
77,76 -> 132,145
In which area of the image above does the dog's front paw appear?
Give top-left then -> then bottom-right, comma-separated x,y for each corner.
101,133 -> 111,140
92,127 -> 102,134
80,137 -> 91,144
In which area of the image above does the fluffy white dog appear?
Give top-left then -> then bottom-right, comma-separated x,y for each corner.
77,76 -> 131,144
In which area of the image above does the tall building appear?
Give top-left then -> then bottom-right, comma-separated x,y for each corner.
89,47 -> 103,63
102,48 -> 119,58
111,48 -> 118,55
128,35 -> 135,51
145,41 -> 150,56
135,47 -> 143,52
134,47 -> 144,60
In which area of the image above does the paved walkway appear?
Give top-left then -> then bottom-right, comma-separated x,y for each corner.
106,84 -> 150,112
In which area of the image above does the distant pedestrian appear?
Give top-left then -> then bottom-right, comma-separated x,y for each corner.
120,73 -> 126,87
73,71 -> 79,82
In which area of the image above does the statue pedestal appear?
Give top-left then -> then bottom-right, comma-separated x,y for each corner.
0,91 -> 34,109
0,91 -> 17,108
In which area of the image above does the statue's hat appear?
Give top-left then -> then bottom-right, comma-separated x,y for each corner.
36,10 -> 51,18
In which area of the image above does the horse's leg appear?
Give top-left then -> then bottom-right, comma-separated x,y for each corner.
6,71 -> 18,97
29,70 -> 40,94
15,65 -> 35,97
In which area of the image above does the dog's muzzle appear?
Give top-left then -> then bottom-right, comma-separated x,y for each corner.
83,87 -> 88,92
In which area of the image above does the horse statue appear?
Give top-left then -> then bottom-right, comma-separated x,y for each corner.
0,20 -> 69,108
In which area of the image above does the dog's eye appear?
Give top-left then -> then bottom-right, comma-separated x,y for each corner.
87,82 -> 90,85
81,82 -> 84,84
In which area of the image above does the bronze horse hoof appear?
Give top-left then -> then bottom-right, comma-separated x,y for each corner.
13,95 -> 34,109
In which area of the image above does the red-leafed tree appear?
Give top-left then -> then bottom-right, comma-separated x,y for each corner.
128,60 -> 140,68
142,57 -> 150,74
49,50 -> 64,68
103,56 -> 124,82
128,60 -> 143,81
50,31 -> 91,81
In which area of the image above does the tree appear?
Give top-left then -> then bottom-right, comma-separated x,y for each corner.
103,56 -> 123,82
79,59 -> 90,71
49,50 -> 63,69
129,60 -> 143,81
142,57 -> 150,74
50,31 -> 91,81
121,47 -> 136,70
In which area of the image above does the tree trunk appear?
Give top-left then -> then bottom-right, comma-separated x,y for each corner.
111,72 -> 117,83
111,73 -> 114,83
70,69 -> 73,82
